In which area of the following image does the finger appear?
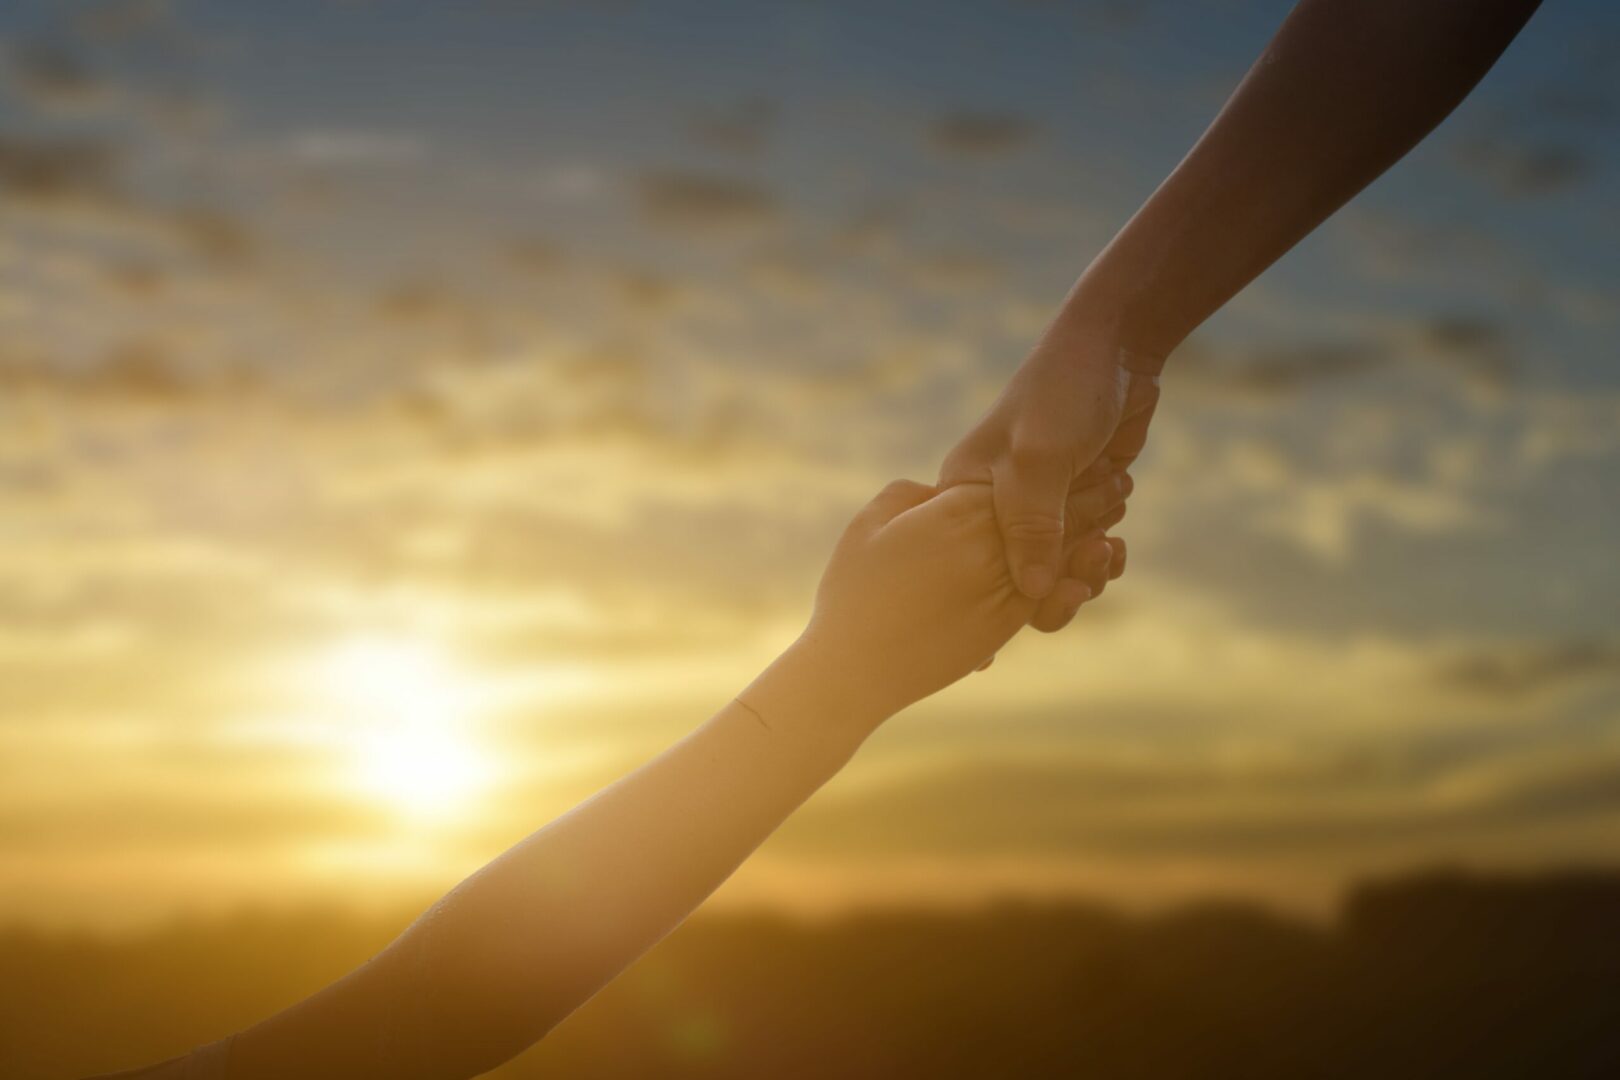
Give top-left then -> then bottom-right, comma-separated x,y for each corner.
992,448 -> 1070,599
853,479 -> 937,532
1107,535 -> 1127,580
1079,535 -> 1113,599
1082,531 -> 1121,599
1064,471 -> 1130,533
1031,539 -> 1111,631
1071,457 -> 1116,489
1028,577 -> 1092,633
1095,501 -> 1127,532
1062,472 -> 1131,551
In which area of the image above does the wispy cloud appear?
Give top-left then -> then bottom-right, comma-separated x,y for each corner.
929,110 -> 1037,159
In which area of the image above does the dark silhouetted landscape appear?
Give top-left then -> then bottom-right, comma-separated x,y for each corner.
9,867 -> 1619,1079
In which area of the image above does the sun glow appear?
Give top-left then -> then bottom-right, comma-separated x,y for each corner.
317,636 -> 492,818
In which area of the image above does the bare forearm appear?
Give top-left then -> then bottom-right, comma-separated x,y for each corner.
392,648 -> 873,1065
1065,0 -> 1541,361
228,645 -> 875,1078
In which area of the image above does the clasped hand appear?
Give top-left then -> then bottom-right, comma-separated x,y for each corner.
783,336 -> 1159,727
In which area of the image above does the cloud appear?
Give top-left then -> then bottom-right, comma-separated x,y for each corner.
775,738 -> 1620,861
0,337 -> 265,411
0,134 -> 122,207
903,251 -> 1003,293
1175,341 -> 1390,398
166,207 -> 256,266
87,338 -> 202,402
1407,317 -> 1514,396
1514,391 -> 1620,470
506,238 -> 567,276
634,171 -> 779,233
1253,473 -> 1486,565
1435,639 -> 1620,699
687,98 -> 778,154
285,130 -> 429,167
1173,317 -> 1512,403
0,781 -> 395,852
833,201 -> 906,258
0,134 -> 256,266
376,279 -> 464,324
3,40 -> 115,114
1334,210 -> 1504,286
929,110 -> 1037,159
608,268 -> 690,313
1454,137 -> 1595,197
72,0 -> 174,43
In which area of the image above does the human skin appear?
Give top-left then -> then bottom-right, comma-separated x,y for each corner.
942,0 -> 1545,622
111,478 -> 1119,1080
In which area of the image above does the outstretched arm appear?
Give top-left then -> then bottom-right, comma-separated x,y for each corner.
943,0 -> 1543,611
229,685 -> 869,1079
169,480 -> 1119,1080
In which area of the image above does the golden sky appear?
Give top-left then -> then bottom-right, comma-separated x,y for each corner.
2,0 -> 1618,930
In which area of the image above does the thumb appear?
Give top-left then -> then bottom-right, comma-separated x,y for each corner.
992,451 -> 1069,599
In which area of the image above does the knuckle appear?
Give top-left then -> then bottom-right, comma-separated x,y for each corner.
1007,431 -> 1064,469
999,512 -> 1064,545
1067,487 -> 1110,516
1031,600 -> 1079,634
879,478 -> 917,499
944,484 -> 994,520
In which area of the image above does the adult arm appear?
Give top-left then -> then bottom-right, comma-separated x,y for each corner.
943,0 -> 1543,609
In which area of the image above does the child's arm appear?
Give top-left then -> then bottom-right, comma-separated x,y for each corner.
198,480 -> 1119,1079
227,693 -> 868,1079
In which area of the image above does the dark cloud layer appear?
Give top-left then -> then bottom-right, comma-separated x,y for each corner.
635,171 -> 779,232
1436,639 -> 1620,698
0,134 -> 122,206
929,110 -> 1037,159
1175,340 -> 1390,396
777,744 -> 1620,859
1455,136 -> 1595,197
3,40 -> 113,112
1173,316 -> 1516,399
687,98 -> 777,154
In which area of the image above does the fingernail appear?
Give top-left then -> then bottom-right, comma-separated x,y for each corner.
1021,564 -> 1054,598
1120,473 -> 1134,497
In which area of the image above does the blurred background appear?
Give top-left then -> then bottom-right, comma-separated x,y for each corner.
1,0 -> 1617,1076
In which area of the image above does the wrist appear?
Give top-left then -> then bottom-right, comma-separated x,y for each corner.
738,637 -> 893,751
1058,268 -> 1172,375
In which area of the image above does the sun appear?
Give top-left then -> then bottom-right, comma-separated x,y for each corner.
316,636 -> 492,818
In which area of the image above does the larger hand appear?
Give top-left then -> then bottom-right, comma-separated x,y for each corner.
939,321 -> 1161,607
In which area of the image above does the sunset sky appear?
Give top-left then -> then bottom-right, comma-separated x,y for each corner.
2,0 -> 1617,930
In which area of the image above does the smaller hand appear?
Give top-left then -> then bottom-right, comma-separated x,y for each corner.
786,470 -> 1127,725
794,481 -> 1032,721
